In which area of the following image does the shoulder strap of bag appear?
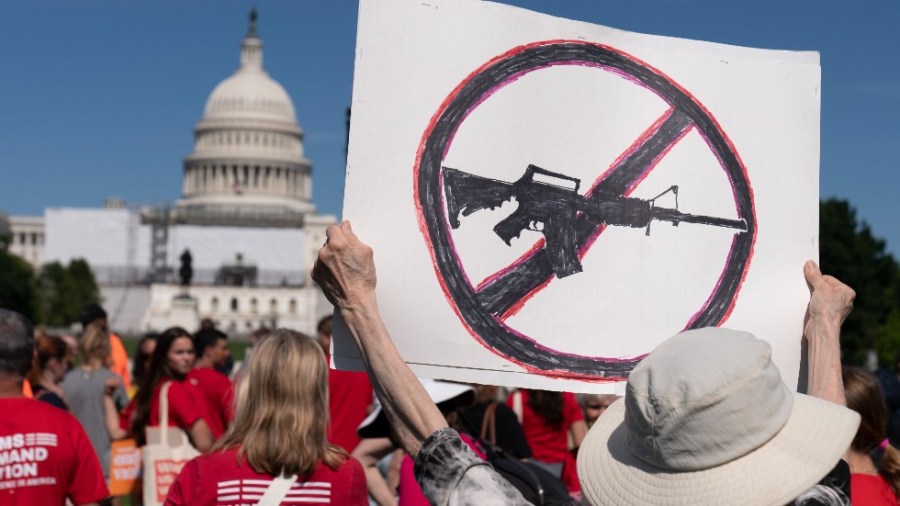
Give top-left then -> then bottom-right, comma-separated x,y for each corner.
479,402 -> 498,446
159,381 -> 172,445
255,474 -> 298,506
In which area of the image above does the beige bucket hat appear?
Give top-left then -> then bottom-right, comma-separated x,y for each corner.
578,328 -> 860,506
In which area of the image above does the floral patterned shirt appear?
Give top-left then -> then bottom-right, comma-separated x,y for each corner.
414,427 -> 531,505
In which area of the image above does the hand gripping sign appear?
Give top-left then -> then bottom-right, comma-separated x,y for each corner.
415,41 -> 756,380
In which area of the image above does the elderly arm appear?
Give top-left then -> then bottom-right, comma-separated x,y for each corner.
312,221 -> 448,458
802,260 -> 855,406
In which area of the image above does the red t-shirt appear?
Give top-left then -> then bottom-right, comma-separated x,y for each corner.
149,381 -> 206,432
165,448 -> 367,505
121,380 -> 209,438
119,379 -> 209,437
326,360 -> 373,453
187,368 -> 233,437
851,473 -> 897,505
508,390 -> 583,493
0,398 -> 108,505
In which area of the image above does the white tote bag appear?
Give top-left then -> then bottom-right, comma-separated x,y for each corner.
142,381 -> 200,506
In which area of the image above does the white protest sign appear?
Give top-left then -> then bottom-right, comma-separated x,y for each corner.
335,0 -> 820,393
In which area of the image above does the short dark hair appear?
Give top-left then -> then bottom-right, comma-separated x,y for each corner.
0,309 -> 34,378
316,315 -> 333,336
79,302 -> 107,328
194,328 -> 227,357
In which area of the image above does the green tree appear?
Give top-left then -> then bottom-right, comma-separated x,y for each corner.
875,306 -> 900,368
39,259 -> 100,327
819,198 -> 900,365
0,250 -> 41,323
67,259 -> 100,311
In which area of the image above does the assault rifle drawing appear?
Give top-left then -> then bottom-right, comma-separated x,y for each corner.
443,164 -> 748,278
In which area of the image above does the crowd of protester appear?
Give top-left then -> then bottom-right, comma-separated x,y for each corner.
1,221 -> 900,505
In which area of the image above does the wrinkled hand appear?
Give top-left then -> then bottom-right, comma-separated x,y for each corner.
803,260 -> 855,335
312,221 -> 377,310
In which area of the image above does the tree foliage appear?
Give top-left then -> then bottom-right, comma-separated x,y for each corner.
0,250 -> 41,323
38,259 -> 100,327
819,198 -> 900,366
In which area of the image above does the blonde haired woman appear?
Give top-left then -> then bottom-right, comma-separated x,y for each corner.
61,321 -> 129,481
166,329 -> 367,505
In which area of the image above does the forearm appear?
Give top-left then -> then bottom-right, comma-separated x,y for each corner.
341,296 -> 448,458
805,315 -> 846,406
802,261 -> 854,407
189,419 -> 213,453
570,420 -> 587,449
351,437 -> 397,506
103,395 -> 127,440
364,464 -> 397,506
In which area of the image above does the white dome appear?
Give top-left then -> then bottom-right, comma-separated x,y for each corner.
203,70 -> 296,124
179,12 -> 315,221
200,33 -> 297,125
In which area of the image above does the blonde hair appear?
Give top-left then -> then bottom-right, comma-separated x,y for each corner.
79,322 -> 111,365
214,328 -> 347,477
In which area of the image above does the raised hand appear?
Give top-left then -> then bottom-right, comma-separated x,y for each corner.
312,221 -> 377,311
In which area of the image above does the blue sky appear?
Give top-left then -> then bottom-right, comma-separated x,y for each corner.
1,1 -> 898,255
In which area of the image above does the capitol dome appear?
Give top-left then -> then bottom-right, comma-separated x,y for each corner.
203,71 -> 297,124
178,9 -> 315,225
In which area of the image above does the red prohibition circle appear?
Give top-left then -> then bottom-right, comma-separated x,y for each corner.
414,40 -> 756,380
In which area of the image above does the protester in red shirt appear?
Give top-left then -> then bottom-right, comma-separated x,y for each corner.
317,315 -> 374,453
166,329 -> 367,505
508,389 -> 587,494
0,309 -> 109,506
187,328 -> 233,437
843,366 -> 900,505
126,327 -> 213,452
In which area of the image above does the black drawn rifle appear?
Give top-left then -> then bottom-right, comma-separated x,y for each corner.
443,164 -> 748,278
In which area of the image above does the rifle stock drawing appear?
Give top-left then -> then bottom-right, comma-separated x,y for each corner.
443,164 -> 748,278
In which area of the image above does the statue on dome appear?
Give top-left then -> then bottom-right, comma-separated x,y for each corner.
248,8 -> 258,38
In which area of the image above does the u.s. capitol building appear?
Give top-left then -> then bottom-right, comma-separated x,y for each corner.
6,12 -> 335,335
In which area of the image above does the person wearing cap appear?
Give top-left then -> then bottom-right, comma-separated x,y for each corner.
312,221 -> 859,506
